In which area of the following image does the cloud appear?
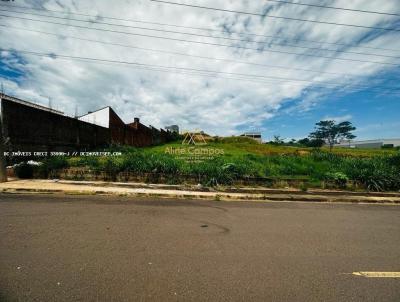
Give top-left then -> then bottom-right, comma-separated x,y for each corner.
355,121 -> 400,139
322,114 -> 353,123
0,0 -> 399,135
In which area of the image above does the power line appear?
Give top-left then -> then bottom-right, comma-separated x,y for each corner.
265,0 -> 400,17
1,48 -> 320,86
149,0 -> 400,32
1,48 -> 398,94
1,3 -> 399,53
0,24 -> 362,78
1,8 -> 398,60
1,14 -> 398,67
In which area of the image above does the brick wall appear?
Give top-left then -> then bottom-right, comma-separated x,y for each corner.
1,96 -> 175,151
1,98 -> 110,152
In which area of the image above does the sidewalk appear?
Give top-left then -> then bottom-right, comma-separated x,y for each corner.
0,179 -> 400,204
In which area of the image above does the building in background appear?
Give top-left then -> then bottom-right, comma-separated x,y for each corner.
78,109 -> 174,147
335,139 -> 400,149
0,93 -> 173,153
165,125 -> 179,134
77,109 -> 174,147
240,132 -> 262,143
1,94 -> 109,152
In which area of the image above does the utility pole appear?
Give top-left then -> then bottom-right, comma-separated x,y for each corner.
0,92 -> 7,182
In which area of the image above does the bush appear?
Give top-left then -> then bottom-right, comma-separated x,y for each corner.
147,154 -> 181,174
69,156 -> 100,169
186,158 -> 255,186
120,152 -> 182,174
341,156 -> 400,191
37,157 -> 69,178
324,172 -> 349,188
45,157 -> 69,170
14,162 -> 34,179
311,150 -> 343,164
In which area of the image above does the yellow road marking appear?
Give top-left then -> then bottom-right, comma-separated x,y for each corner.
352,272 -> 400,278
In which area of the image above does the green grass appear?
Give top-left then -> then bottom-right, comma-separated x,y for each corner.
149,137 -> 397,157
31,137 -> 400,191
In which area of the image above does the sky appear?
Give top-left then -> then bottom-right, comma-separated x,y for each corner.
0,0 -> 399,141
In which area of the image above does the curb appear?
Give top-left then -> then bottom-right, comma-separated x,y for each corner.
53,180 -> 400,198
1,187 -> 400,204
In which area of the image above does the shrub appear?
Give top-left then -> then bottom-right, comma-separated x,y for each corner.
14,162 -> 34,179
300,184 -> 308,192
324,172 -> 349,188
341,157 -> 400,191
311,150 -> 343,164
45,157 -> 69,170
69,156 -> 100,169
120,152 -> 182,174
187,158 -> 253,186
147,154 -> 181,174
121,152 -> 149,172
37,157 -> 69,178
103,158 -> 121,181
385,153 -> 400,167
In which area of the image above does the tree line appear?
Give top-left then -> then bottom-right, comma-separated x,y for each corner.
269,120 -> 356,150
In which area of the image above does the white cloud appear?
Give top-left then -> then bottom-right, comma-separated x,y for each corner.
355,121 -> 400,139
322,114 -> 353,123
0,0 -> 398,135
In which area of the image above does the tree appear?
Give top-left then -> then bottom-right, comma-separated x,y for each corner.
309,120 -> 356,151
308,138 -> 325,148
272,135 -> 284,145
298,137 -> 325,148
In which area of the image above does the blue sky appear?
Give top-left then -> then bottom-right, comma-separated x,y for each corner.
259,68 -> 400,140
261,87 -> 400,140
0,0 -> 399,141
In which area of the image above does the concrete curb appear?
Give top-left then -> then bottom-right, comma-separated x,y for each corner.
1,181 -> 400,204
50,179 -> 400,198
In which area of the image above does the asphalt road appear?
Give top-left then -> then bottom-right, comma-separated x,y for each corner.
0,193 -> 399,302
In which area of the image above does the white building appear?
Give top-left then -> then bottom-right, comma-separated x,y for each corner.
78,107 -> 111,128
335,139 -> 400,149
240,132 -> 262,143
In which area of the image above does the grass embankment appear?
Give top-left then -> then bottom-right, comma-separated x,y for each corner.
23,137 -> 400,191
150,136 -> 397,157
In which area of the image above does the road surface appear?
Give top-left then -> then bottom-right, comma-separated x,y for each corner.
0,193 -> 399,301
